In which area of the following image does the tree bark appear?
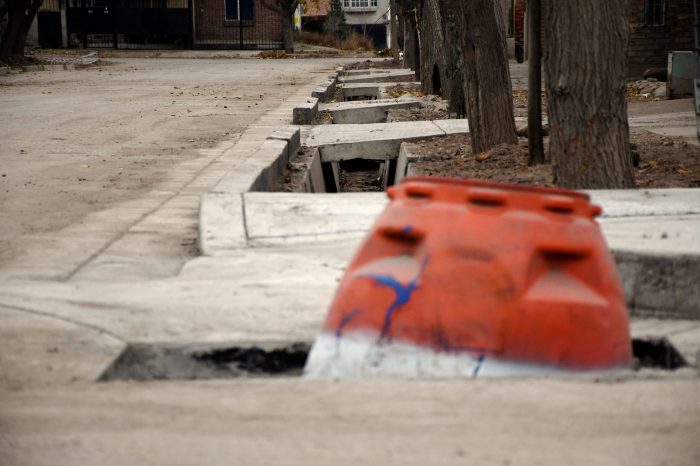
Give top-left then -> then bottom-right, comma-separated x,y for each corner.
13,0 -> 43,56
527,0 -> 545,165
262,0 -> 296,53
455,0 -> 516,154
438,0 -> 465,116
282,14 -> 294,53
544,1 -> 635,189
0,1 -> 24,63
417,0 -> 445,96
390,0 -> 399,61
402,4 -> 419,78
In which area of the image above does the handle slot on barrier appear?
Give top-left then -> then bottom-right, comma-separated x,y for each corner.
380,226 -> 424,245
467,189 -> 507,208
405,185 -> 434,200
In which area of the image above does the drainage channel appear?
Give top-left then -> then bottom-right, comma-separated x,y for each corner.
98,338 -> 687,381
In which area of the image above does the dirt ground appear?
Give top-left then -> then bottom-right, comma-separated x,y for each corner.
0,56 -> 347,264
383,91 -> 699,188
406,129 -> 700,188
345,58 -> 404,70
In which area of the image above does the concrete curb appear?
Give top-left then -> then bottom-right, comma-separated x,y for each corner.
292,97 -> 319,125
311,75 -> 337,103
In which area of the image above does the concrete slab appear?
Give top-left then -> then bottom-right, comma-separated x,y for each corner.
307,120 -> 468,162
340,83 -> 381,101
320,98 -> 421,124
339,70 -> 416,84
0,247 -> 346,346
243,192 -> 386,246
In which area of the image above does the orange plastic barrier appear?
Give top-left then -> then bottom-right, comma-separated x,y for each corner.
317,177 -> 632,372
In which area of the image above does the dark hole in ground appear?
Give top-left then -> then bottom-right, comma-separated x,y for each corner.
339,158 -> 385,192
632,337 -> 687,370
195,343 -> 309,375
99,338 -> 685,381
99,342 -> 311,381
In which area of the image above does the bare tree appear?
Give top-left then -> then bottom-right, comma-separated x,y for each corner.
0,0 -> 43,64
262,0 -> 298,53
543,1 -> 635,188
416,0 -> 445,97
437,0 -> 465,116
454,0 -> 516,154
527,0 -> 545,165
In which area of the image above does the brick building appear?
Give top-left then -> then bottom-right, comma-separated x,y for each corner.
36,0 -> 285,50
511,0 -> 694,77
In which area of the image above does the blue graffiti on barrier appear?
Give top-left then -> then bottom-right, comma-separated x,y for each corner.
361,256 -> 430,339
336,309 -> 362,338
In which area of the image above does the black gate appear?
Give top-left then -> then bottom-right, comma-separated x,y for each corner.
66,0 -> 193,49
64,0 -> 285,50
193,0 -> 284,50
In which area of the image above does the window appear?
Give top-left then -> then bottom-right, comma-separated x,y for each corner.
645,0 -> 665,26
226,0 -> 254,21
342,0 -> 378,8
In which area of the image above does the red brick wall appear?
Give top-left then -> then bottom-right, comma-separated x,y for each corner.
628,0 -> 693,77
513,0 -> 525,61
194,0 -> 284,47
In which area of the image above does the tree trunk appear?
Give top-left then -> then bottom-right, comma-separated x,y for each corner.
438,0 -> 465,116
0,1 -> 24,63
417,0 -> 445,96
262,0 -> 296,53
403,7 -> 419,78
527,0 -> 545,165
455,0 -> 516,154
13,0 -> 43,56
390,0 -> 399,61
282,14 -> 294,53
544,1 -> 635,189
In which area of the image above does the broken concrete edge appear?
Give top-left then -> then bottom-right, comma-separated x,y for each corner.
292,97 -> 319,125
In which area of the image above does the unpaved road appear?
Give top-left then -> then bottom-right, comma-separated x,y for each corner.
0,57 -> 342,264
1,376 -> 698,465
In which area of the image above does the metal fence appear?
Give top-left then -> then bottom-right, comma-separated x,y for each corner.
65,0 -> 192,49
56,0 -> 284,50
193,0 -> 284,49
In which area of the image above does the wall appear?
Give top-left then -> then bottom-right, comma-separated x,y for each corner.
342,0 -> 389,27
628,0 -> 694,77
194,0 -> 284,47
